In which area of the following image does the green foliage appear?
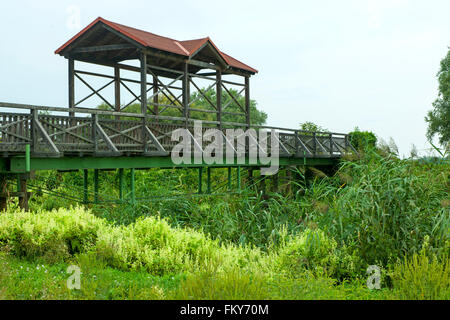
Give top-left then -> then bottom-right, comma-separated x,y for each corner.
170,266 -> 269,300
426,48 -> 450,150
348,127 -> 377,151
299,121 -> 328,132
0,207 -> 105,262
314,151 -> 449,265
276,228 -> 362,279
98,88 -> 267,125
391,242 -> 450,300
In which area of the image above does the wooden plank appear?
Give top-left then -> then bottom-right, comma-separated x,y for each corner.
94,119 -> 120,154
186,59 -> 220,70
73,43 -> 136,54
33,111 -> 60,155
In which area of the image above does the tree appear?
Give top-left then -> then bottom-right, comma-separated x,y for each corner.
426,48 -> 450,152
299,121 -> 328,133
348,127 -> 377,151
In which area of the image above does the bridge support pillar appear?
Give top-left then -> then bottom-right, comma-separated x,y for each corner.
83,169 -> 89,204
119,168 -> 124,202
130,168 -> 136,205
237,166 -> 241,192
94,169 -> 99,204
206,167 -> 211,194
271,171 -> 279,193
247,169 -> 254,189
198,167 -> 203,194
286,166 -> 293,195
0,175 -> 8,212
17,174 -> 29,211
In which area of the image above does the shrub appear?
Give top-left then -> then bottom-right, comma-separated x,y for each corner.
391,250 -> 449,300
348,128 -> 377,151
0,207 -> 105,262
276,228 -> 360,279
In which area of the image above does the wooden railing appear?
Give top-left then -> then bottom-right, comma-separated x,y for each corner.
0,102 -> 356,158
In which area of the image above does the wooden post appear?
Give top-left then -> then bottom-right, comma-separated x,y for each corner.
18,174 -> 29,211
329,133 -> 333,156
183,62 -> 190,128
245,76 -> 250,129
140,52 -> 148,152
92,114 -> 98,154
0,175 -> 8,212
153,75 -> 159,118
114,65 -> 121,120
216,69 -> 222,130
313,132 -> 317,156
68,58 -> 75,117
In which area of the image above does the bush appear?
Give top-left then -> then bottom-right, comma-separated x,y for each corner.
391,247 -> 449,300
276,228 -> 361,279
0,207 -> 105,262
348,128 -> 377,151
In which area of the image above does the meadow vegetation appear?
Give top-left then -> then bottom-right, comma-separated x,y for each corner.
0,146 -> 448,300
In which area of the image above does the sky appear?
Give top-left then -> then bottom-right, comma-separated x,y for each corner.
0,0 -> 448,157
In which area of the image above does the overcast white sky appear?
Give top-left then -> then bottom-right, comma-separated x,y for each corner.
0,0 -> 448,157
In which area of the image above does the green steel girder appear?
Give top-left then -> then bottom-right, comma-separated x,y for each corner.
3,155 -> 338,173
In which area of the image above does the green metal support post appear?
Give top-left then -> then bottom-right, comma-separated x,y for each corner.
206,167 -> 211,194
25,145 -> 30,173
237,166 -> 241,192
198,167 -> 203,194
130,168 -> 135,205
119,168 -> 124,202
83,169 -> 88,204
227,167 -> 232,191
94,169 -> 99,204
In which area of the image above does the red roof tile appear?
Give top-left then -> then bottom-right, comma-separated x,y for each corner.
55,17 -> 257,74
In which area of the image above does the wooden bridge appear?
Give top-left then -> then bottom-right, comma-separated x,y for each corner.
0,17 -> 355,210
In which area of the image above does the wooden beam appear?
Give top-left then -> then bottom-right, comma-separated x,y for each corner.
153,75 -> 159,117
114,65 -> 121,120
187,59 -> 220,71
245,76 -> 250,129
68,58 -> 75,117
216,70 -> 222,129
140,52 -> 148,152
72,43 -> 136,54
183,62 -> 190,126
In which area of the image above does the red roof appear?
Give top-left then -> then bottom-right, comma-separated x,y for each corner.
55,17 -> 258,74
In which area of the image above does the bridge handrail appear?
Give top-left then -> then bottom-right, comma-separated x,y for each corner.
0,101 -> 349,137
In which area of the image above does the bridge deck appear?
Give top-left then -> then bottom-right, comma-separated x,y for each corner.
0,102 -> 355,172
